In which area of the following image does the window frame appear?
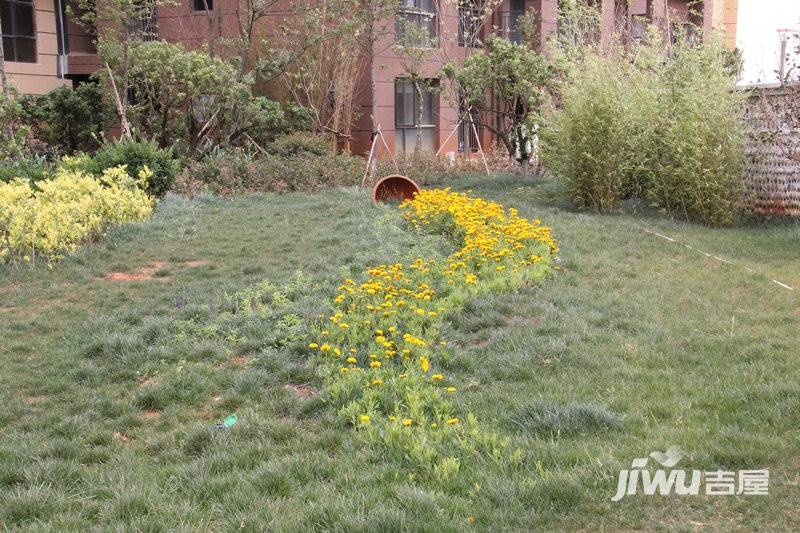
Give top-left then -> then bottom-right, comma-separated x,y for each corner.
192,0 -> 213,12
1,0 -> 37,63
394,78 -> 438,154
458,1 -> 482,48
458,95 -> 482,153
395,0 -> 438,48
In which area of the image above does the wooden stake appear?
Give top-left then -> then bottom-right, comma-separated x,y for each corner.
377,124 -> 399,173
469,113 -> 490,176
361,130 -> 380,187
106,63 -> 132,140
436,120 -> 462,156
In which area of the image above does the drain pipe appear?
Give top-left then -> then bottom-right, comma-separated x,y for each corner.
54,0 -> 68,79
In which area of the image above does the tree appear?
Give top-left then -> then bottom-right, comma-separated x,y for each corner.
70,0 -> 176,138
443,36 -> 553,169
271,0 -> 398,152
100,40 -> 286,152
0,15 -> 8,98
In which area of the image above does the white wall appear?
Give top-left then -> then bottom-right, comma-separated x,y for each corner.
736,0 -> 800,86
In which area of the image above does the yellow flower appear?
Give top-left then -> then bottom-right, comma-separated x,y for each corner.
320,344 -> 331,352
359,415 -> 370,423
308,343 -> 319,349
340,367 -> 349,374
432,374 -> 444,381
346,356 -> 357,364
402,418 -> 413,427
370,361 -> 381,368
430,423 -> 438,429
447,418 -> 459,425
333,348 -> 342,356
419,356 -> 430,373
372,378 -> 383,385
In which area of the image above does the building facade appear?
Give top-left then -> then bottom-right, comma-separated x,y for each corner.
1,0 -> 96,93
3,0 -> 737,155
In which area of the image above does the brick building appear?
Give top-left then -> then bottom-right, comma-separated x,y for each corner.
2,0 -> 738,157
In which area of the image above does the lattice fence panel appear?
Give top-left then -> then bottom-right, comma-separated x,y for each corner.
743,87 -> 800,216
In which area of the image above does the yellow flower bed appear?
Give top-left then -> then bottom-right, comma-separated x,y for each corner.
0,166 -> 154,264
308,189 -> 558,473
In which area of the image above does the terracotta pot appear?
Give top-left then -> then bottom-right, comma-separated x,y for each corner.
371,175 -> 421,204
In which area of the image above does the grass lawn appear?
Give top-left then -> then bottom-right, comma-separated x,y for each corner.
1,175 -> 798,530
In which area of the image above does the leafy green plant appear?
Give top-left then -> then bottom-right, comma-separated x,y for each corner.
542,29 -> 745,225
443,36 -> 554,166
0,85 -> 30,160
173,147 -> 362,197
0,156 -> 48,185
19,83 -> 112,154
91,141 -> 180,198
99,40 -> 288,155
268,132 -> 331,157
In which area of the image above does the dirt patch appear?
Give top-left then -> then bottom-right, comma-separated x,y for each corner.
196,407 -> 216,421
113,432 -> 131,445
285,384 -> 316,399
141,409 -> 161,421
104,261 -> 169,282
138,376 -> 154,387
183,260 -> 211,268
0,307 -> 18,314
0,283 -> 19,295
230,355 -> 247,367
25,395 -> 47,405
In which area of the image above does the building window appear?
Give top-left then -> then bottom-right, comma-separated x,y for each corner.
458,96 -> 481,153
1,0 -> 37,63
396,0 -> 437,47
193,0 -> 212,11
458,0 -> 481,47
497,0 -> 524,44
127,6 -> 158,41
395,78 -> 437,154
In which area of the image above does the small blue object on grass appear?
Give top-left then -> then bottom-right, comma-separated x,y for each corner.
215,414 -> 238,430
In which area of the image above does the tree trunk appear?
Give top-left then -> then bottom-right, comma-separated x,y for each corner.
414,79 -> 423,152
367,0 -> 378,177
0,16 -> 9,98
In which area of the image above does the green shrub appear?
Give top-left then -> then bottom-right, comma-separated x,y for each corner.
268,132 -> 331,157
542,30 -> 745,225
0,156 -> 49,185
174,147 -> 362,196
540,50 -> 652,211
645,35 -> 746,226
374,151 -> 490,186
91,141 -> 181,198
20,83 -> 112,155
0,86 -> 30,160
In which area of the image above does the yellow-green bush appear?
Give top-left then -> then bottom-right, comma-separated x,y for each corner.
0,165 -> 154,264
